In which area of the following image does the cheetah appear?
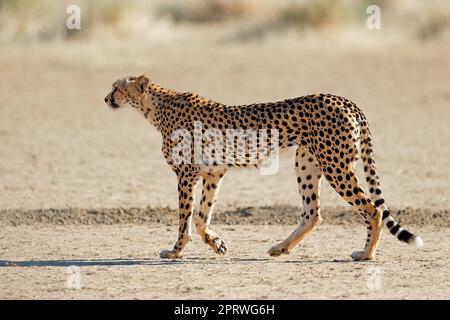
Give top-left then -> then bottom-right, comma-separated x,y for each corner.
104,75 -> 423,261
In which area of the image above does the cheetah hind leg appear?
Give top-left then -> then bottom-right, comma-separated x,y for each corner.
269,149 -> 323,257
324,168 -> 383,261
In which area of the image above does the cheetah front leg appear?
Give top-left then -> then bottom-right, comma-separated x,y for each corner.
194,169 -> 228,256
269,149 -> 323,257
160,167 -> 200,259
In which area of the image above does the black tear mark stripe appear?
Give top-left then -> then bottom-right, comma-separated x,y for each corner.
110,88 -> 120,108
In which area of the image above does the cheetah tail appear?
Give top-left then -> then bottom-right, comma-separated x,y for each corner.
359,122 -> 423,248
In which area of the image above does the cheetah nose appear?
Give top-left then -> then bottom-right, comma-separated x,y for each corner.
104,97 -> 108,103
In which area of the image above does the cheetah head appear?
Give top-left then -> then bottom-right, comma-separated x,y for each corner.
104,75 -> 150,110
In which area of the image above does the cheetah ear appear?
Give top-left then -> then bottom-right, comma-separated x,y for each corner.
136,75 -> 150,93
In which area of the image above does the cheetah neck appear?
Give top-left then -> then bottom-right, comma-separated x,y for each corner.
138,83 -> 174,130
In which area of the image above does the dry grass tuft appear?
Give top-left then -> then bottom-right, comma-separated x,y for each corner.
156,0 -> 256,23
278,0 -> 350,30
417,13 -> 450,41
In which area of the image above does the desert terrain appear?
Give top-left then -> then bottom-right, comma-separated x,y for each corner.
0,0 -> 449,299
1,223 -> 449,299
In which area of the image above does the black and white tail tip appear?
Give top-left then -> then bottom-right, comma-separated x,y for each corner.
383,210 -> 424,248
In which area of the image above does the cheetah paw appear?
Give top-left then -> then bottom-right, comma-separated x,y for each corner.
268,243 -> 289,257
160,249 -> 182,259
207,237 -> 227,256
351,251 -> 373,261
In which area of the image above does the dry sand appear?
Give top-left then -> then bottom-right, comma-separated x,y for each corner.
0,39 -> 449,299
1,223 -> 449,299
0,41 -> 449,211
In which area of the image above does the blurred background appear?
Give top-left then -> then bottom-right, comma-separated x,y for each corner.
0,0 -> 449,212
1,0 -> 450,44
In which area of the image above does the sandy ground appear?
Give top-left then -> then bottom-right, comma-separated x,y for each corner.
0,41 -> 449,211
0,37 -> 449,299
0,223 -> 449,299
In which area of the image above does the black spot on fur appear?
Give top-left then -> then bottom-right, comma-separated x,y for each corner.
374,199 -> 385,207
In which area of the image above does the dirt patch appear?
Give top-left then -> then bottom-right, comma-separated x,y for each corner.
0,206 -> 448,227
0,224 -> 448,299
